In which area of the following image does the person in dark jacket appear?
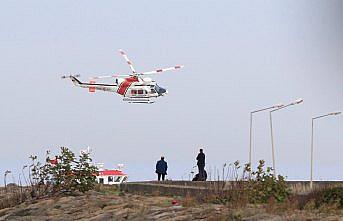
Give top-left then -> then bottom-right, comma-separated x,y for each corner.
155,156 -> 168,181
196,149 -> 205,180
192,170 -> 207,181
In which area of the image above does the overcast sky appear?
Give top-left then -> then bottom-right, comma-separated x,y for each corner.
0,0 -> 342,183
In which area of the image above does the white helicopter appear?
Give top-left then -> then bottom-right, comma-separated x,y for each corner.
62,49 -> 184,104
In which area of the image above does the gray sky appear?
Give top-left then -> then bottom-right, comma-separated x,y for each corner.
0,0 -> 342,182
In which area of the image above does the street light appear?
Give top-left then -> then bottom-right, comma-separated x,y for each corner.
249,103 -> 284,176
4,170 -> 11,193
269,98 -> 304,177
310,111 -> 341,189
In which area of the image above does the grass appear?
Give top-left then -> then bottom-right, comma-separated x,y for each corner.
181,193 -> 197,207
94,184 -> 120,195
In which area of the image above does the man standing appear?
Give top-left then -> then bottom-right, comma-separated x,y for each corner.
196,149 -> 205,180
155,156 -> 168,181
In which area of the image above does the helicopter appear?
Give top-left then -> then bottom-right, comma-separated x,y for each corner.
62,49 -> 184,104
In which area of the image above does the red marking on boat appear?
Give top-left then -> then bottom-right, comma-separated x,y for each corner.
98,170 -> 127,176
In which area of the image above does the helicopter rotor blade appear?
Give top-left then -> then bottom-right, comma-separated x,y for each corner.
118,49 -> 137,74
141,65 -> 184,75
89,74 -> 131,80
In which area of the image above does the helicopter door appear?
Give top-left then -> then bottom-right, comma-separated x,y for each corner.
137,89 -> 148,97
130,88 -> 148,97
137,89 -> 144,97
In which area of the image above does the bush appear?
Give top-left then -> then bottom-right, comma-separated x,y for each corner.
247,160 -> 290,203
74,149 -> 98,193
205,160 -> 291,205
29,147 -> 98,197
315,187 -> 343,208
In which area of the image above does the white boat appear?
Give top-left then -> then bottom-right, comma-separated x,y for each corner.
95,163 -> 128,185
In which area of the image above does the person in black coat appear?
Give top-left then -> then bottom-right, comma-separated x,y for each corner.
155,156 -> 168,181
196,149 -> 205,180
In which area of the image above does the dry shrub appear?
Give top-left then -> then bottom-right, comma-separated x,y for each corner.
123,202 -> 135,209
303,199 -> 316,211
136,205 -> 149,217
227,209 -> 244,221
264,196 -> 299,214
96,184 -> 119,195
151,190 -> 160,197
203,192 -> 218,204
297,187 -> 343,212
182,193 -> 197,207
93,184 -> 102,192
0,187 -> 30,210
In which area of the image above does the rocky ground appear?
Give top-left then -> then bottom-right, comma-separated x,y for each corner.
0,190 -> 342,221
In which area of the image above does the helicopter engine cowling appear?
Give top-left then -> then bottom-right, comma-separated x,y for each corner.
143,77 -> 152,84
116,78 -> 124,85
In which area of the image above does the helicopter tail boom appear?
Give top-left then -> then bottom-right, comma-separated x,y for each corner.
62,75 -> 118,92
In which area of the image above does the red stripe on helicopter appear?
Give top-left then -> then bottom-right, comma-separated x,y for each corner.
117,77 -> 139,95
89,80 -> 96,93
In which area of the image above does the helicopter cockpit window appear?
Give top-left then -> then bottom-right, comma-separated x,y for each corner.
155,84 -> 161,92
155,84 -> 166,95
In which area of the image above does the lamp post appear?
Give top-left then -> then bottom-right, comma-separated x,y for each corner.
310,111 -> 341,189
269,98 -> 304,177
249,103 -> 283,176
4,170 -> 11,193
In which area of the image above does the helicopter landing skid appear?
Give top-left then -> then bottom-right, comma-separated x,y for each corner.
123,97 -> 155,104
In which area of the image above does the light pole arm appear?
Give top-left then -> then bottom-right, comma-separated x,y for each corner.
313,114 -> 333,120
270,103 -> 293,113
251,105 -> 283,114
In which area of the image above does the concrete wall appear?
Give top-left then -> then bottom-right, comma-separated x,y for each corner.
120,181 -> 343,197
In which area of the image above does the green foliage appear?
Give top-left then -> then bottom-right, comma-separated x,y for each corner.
247,160 -> 290,203
74,151 -> 98,193
29,147 -> 98,196
315,187 -> 343,208
206,160 -> 291,206
52,147 -> 77,193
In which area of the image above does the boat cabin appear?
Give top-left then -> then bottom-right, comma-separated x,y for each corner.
95,163 -> 128,185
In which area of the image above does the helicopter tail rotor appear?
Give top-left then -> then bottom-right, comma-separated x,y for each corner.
61,74 -> 80,79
